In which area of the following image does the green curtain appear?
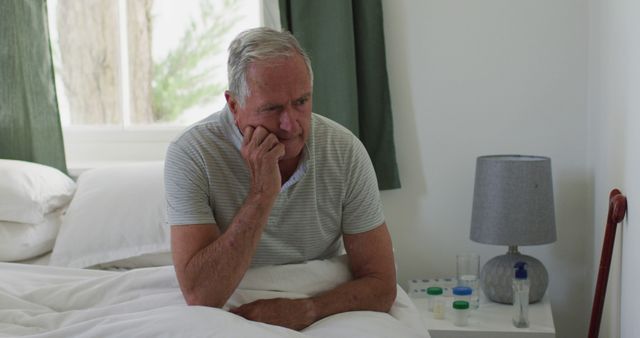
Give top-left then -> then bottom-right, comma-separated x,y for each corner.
279,0 -> 400,190
0,0 -> 67,174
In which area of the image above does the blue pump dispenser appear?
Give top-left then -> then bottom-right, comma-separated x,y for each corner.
514,262 -> 528,279
512,261 -> 530,328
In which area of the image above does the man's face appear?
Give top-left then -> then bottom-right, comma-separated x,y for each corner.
227,54 -> 312,162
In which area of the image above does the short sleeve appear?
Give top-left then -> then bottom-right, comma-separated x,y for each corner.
164,141 -> 216,226
341,136 -> 385,234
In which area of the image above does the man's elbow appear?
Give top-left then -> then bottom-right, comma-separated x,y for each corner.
182,287 -> 226,308
379,280 -> 397,312
366,275 -> 397,312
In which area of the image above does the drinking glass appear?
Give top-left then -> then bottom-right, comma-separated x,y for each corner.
456,253 -> 480,309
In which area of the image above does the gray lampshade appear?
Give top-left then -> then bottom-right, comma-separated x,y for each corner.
470,155 -> 557,246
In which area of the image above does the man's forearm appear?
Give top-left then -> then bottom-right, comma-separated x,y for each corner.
181,193 -> 275,307
228,273 -> 397,330
307,273 -> 397,321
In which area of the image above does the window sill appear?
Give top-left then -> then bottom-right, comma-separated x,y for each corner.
63,127 -> 185,142
63,128 -> 184,166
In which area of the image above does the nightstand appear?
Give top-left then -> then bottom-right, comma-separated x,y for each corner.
412,292 -> 556,338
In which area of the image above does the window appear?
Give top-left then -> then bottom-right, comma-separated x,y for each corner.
47,0 -> 276,128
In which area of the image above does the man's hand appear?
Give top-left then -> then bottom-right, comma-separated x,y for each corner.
230,298 -> 316,331
241,126 -> 285,199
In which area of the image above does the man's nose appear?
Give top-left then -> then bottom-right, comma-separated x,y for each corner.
279,109 -> 294,132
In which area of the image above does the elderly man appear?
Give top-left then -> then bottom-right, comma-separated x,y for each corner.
164,27 -> 396,330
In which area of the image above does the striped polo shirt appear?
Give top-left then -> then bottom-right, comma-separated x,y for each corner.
164,106 -> 385,266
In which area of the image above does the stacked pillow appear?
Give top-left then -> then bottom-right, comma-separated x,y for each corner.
0,159 -> 76,261
1,160 -> 173,268
49,162 -> 173,269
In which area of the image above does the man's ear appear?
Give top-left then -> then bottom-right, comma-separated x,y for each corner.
224,90 -> 238,117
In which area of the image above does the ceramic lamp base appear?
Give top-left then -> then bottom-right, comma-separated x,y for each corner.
480,246 -> 548,304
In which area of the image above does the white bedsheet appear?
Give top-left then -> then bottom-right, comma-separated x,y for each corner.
0,256 -> 429,337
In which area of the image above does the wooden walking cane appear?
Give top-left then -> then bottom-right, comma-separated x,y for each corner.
588,189 -> 627,338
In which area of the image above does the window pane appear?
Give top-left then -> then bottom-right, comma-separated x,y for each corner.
49,0 -> 265,128
133,0 -> 263,126
49,0 -> 123,126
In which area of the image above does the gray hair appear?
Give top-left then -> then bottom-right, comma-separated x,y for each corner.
227,27 -> 313,106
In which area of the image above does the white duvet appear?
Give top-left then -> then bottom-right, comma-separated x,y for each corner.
0,256 -> 429,337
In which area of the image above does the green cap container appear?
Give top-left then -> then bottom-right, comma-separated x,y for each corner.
426,287 -> 443,295
453,300 -> 470,309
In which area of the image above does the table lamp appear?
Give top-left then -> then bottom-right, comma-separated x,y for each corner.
470,155 -> 556,304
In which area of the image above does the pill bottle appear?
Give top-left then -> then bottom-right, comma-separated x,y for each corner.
426,287 -> 443,312
452,286 -> 472,305
433,299 -> 446,320
452,300 -> 470,326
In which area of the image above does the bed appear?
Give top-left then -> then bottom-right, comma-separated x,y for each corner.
0,160 -> 430,337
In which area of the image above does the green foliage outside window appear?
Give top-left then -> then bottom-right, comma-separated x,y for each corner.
152,0 -> 241,122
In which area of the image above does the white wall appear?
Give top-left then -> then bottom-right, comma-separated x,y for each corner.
380,1 -> 588,337
588,0 -> 640,337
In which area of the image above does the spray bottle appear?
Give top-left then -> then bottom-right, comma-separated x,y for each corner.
512,261 -> 530,328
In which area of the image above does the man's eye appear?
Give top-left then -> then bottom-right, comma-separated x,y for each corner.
295,98 -> 308,106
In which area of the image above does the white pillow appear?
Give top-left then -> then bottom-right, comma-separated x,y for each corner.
49,162 -> 172,268
94,252 -> 173,269
0,210 -> 62,261
0,159 -> 76,224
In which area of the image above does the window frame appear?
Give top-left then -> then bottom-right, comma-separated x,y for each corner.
61,0 -> 281,169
